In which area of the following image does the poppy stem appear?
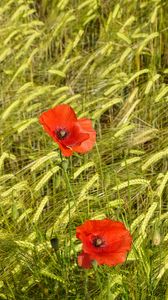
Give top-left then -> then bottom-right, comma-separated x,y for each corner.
84,271 -> 89,298
59,151 -> 72,254
95,143 -> 108,209
59,151 -> 81,256
63,169 -> 72,246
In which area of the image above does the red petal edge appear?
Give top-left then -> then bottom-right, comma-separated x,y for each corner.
77,252 -> 93,269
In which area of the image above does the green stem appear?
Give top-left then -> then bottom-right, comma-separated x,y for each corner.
59,152 -> 72,251
59,151 -> 82,257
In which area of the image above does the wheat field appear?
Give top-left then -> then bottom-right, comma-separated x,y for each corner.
0,0 -> 168,299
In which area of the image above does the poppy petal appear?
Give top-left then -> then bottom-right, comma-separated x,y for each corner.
72,134 -> 96,153
76,220 -> 124,239
61,124 -> 89,148
57,142 -> 73,157
39,104 -> 77,132
72,119 -> 96,153
77,251 -> 93,269
89,251 -> 128,266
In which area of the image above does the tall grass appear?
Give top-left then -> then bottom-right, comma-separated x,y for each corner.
0,0 -> 168,299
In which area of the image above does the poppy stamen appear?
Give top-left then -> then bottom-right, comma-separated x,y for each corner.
55,128 -> 69,140
92,237 -> 104,248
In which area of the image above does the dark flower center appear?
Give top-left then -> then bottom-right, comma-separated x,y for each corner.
55,128 -> 69,140
92,236 -> 104,248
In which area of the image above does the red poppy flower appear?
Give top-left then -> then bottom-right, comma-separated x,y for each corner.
76,219 -> 132,268
39,104 -> 96,157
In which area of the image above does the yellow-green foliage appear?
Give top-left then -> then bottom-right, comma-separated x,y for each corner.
0,0 -> 168,299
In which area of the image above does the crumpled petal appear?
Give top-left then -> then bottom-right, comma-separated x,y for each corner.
77,251 -> 93,269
